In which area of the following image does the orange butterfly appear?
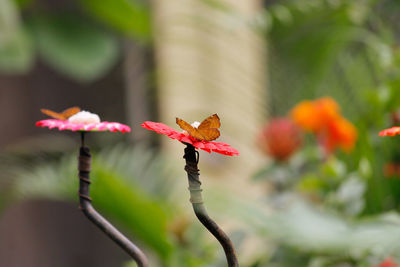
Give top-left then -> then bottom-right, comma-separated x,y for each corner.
41,107 -> 81,120
176,114 -> 221,141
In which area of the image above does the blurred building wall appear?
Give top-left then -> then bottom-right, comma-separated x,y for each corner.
154,0 -> 267,198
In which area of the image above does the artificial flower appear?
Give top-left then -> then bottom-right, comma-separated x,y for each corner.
36,110 -> 130,133
141,121 -> 239,156
380,127 -> 400,136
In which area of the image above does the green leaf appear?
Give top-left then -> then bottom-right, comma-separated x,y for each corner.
30,14 -> 119,82
0,27 -> 34,73
0,0 -> 34,73
79,0 -> 151,41
13,0 -> 35,8
0,0 -> 19,45
12,146 -> 175,259
91,164 -> 173,259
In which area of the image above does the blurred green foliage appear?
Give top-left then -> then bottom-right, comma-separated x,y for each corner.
0,0 -> 150,81
10,146 -> 172,258
29,14 -> 119,82
254,0 -> 400,266
3,144 -> 222,266
79,0 -> 151,40
2,0 -> 400,266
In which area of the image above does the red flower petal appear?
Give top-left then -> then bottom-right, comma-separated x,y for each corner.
372,258 -> 398,267
36,119 -> 131,133
258,118 -> 302,161
141,121 -> 239,156
380,127 -> 400,136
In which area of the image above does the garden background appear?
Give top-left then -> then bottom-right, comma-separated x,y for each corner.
1,0 -> 400,266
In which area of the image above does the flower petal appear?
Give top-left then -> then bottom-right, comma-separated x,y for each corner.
141,121 -> 239,156
36,119 -> 130,133
380,127 -> 400,136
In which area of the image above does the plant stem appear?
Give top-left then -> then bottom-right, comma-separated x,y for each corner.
78,132 -> 149,266
183,144 -> 239,267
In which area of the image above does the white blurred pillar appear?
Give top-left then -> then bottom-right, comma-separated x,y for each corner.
154,0 -> 267,197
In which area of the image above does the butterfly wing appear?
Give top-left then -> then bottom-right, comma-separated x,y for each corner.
61,107 -> 81,118
197,114 -> 220,141
41,107 -> 81,120
176,118 -> 206,140
41,109 -> 66,120
198,114 -> 221,129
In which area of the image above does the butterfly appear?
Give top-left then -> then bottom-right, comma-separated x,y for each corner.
41,107 -> 81,120
176,114 -> 221,141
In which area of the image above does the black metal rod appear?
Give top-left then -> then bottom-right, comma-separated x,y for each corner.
78,132 -> 149,266
183,144 -> 239,267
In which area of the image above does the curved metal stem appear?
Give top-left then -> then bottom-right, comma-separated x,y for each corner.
183,144 -> 239,267
78,132 -> 149,266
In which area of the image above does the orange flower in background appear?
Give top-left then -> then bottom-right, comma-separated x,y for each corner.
290,97 -> 357,154
324,117 -> 358,153
290,100 -> 320,132
291,97 -> 340,133
258,118 -> 302,161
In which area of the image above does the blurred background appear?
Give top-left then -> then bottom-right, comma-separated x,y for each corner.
1,0 -> 400,266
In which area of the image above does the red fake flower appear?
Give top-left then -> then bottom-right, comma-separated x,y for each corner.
380,127 -> 400,136
372,258 -> 398,267
258,118 -> 302,161
380,126 -> 400,178
141,121 -> 239,156
379,108 -> 400,136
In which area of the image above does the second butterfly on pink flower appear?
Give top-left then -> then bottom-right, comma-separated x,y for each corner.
36,107 -> 131,133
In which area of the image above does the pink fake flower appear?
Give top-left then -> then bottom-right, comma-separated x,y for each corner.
141,121 -> 239,156
36,109 -> 130,133
36,119 -> 130,132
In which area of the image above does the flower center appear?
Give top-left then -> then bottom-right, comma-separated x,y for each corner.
68,111 -> 101,124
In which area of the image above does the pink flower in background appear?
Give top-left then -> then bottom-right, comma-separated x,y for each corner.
36,119 -> 131,132
141,121 -> 239,156
36,108 -> 130,133
372,258 -> 398,267
258,118 -> 302,161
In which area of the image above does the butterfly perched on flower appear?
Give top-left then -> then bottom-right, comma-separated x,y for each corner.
41,107 -> 81,120
176,114 -> 221,141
